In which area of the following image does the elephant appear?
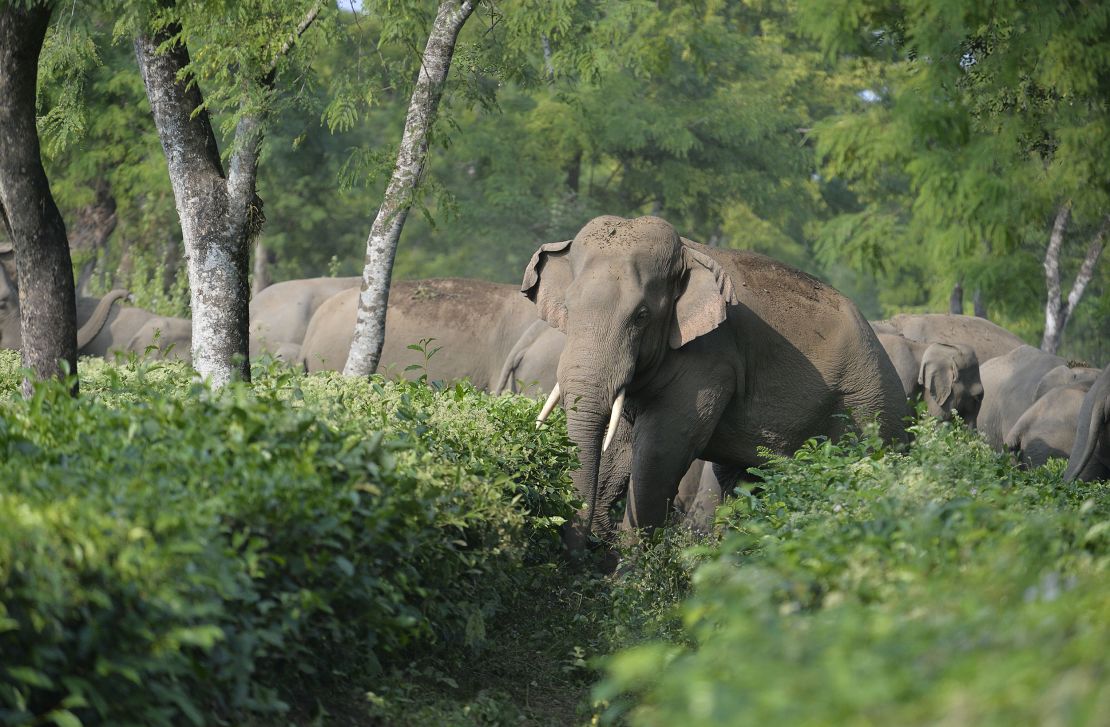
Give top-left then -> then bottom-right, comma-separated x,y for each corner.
498,320 -> 722,531
524,215 -> 910,545
1065,365 -> 1110,482
876,333 -> 983,425
1033,365 -> 1100,401
871,313 -> 1026,365
76,297 -> 192,363
299,278 -> 540,390
1004,381 -> 1094,469
496,319 -> 562,396
249,276 -> 361,358
0,242 -> 129,352
977,345 -> 1069,450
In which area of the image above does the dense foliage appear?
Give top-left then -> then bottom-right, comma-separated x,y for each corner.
0,351 -> 577,725
598,420 -> 1110,725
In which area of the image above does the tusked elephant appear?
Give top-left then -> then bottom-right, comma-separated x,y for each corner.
978,345 -> 1070,450
1,241 -> 128,352
498,319 -> 721,532
249,276 -> 361,359
524,215 -> 910,545
876,333 -> 983,426
1004,380 -> 1094,469
299,278 -> 540,390
871,313 -> 1025,365
1065,365 -> 1110,482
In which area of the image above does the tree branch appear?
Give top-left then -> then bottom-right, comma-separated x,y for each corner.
1061,213 -> 1109,323
1040,201 -> 1070,351
228,0 -> 326,229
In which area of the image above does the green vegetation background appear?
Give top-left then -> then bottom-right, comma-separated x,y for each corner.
2,351 -> 1108,725
37,2 -> 1107,363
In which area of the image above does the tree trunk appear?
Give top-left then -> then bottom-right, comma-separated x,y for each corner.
973,288 -> 987,319
252,239 -> 273,297
71,180 -> 117,296
1041,204 -> 1106,354
135,4 -> 322,385
135,28 -> 252,386
948,279 -> 963,314
1041,203 -> 1071,353
344,0 -> 477,377
0,4 -> 79,397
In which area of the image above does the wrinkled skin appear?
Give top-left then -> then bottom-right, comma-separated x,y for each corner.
1,242 -> 128,352
871,313 -> 1025,365
525,215 -> 910,546
299,278 -> 540,390
249,276 -> 361,358
498,320 -> 713,530
1065,365 -> 1110,482
1005,382 -> 1093,469
877,333 -> 983,426
978,345 -> 1068,450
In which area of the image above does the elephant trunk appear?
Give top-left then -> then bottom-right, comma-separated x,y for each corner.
77,289 -> 128,351
561,384 -> 615,542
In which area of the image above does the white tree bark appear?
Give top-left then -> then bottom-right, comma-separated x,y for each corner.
1041,203 -> 1071,353
1041,202 -> 1107,354
135,31 -> 253,387
134,4 -> 323,387
343,0 -> 477,377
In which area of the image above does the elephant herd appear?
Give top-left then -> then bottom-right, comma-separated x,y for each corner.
254,216 -> 1108,544
3,216 -> 1107,547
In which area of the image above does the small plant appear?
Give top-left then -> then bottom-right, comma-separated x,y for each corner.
404,336 -> 443,383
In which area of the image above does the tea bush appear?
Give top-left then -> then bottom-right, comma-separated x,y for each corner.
599,420 -> 1110,725
0,352 -> 577,725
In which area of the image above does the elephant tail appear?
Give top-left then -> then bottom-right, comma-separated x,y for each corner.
495,319 -> 548,394
1064,386 -> 1104,481
77,289 -> 129,351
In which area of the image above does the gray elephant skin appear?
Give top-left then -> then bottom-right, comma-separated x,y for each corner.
524,215 -> 910,545
1065,365 -> 1110,482
299,278 -> 540,390
877,333 -> 983,426
872,313 -> 1025,364
77,298 -> 193,363
1,241 -> 129,353
1004,380 -> 1095,469
978,345 -> 1071,450
249,276 -> 361,358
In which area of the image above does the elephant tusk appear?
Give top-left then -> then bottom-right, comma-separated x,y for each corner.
536,383 -> 561,427
602,389 -> 625,452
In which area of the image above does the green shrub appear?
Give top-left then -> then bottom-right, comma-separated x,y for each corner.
598,420 -> 1110,726
0,351 -> 577,725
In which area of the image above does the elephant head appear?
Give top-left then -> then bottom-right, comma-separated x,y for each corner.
524,215 -> 737,540
917,342 -> 983,426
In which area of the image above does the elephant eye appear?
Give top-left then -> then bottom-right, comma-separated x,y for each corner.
633,307 -> 650,326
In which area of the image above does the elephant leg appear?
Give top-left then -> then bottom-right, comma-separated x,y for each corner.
627,393 -> 727,533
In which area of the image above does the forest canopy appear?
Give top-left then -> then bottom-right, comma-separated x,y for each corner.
29,0 -> 1109,362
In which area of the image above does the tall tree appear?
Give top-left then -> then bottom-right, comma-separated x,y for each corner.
804,0 -> 1110,357
0,1 -> 79,396
344,0 -> 476,377
134,1 -> 325,386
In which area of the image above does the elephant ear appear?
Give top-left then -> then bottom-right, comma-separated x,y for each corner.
919,344 -> 957,408
670,244 -> 739,349
521,239 -> 573,332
